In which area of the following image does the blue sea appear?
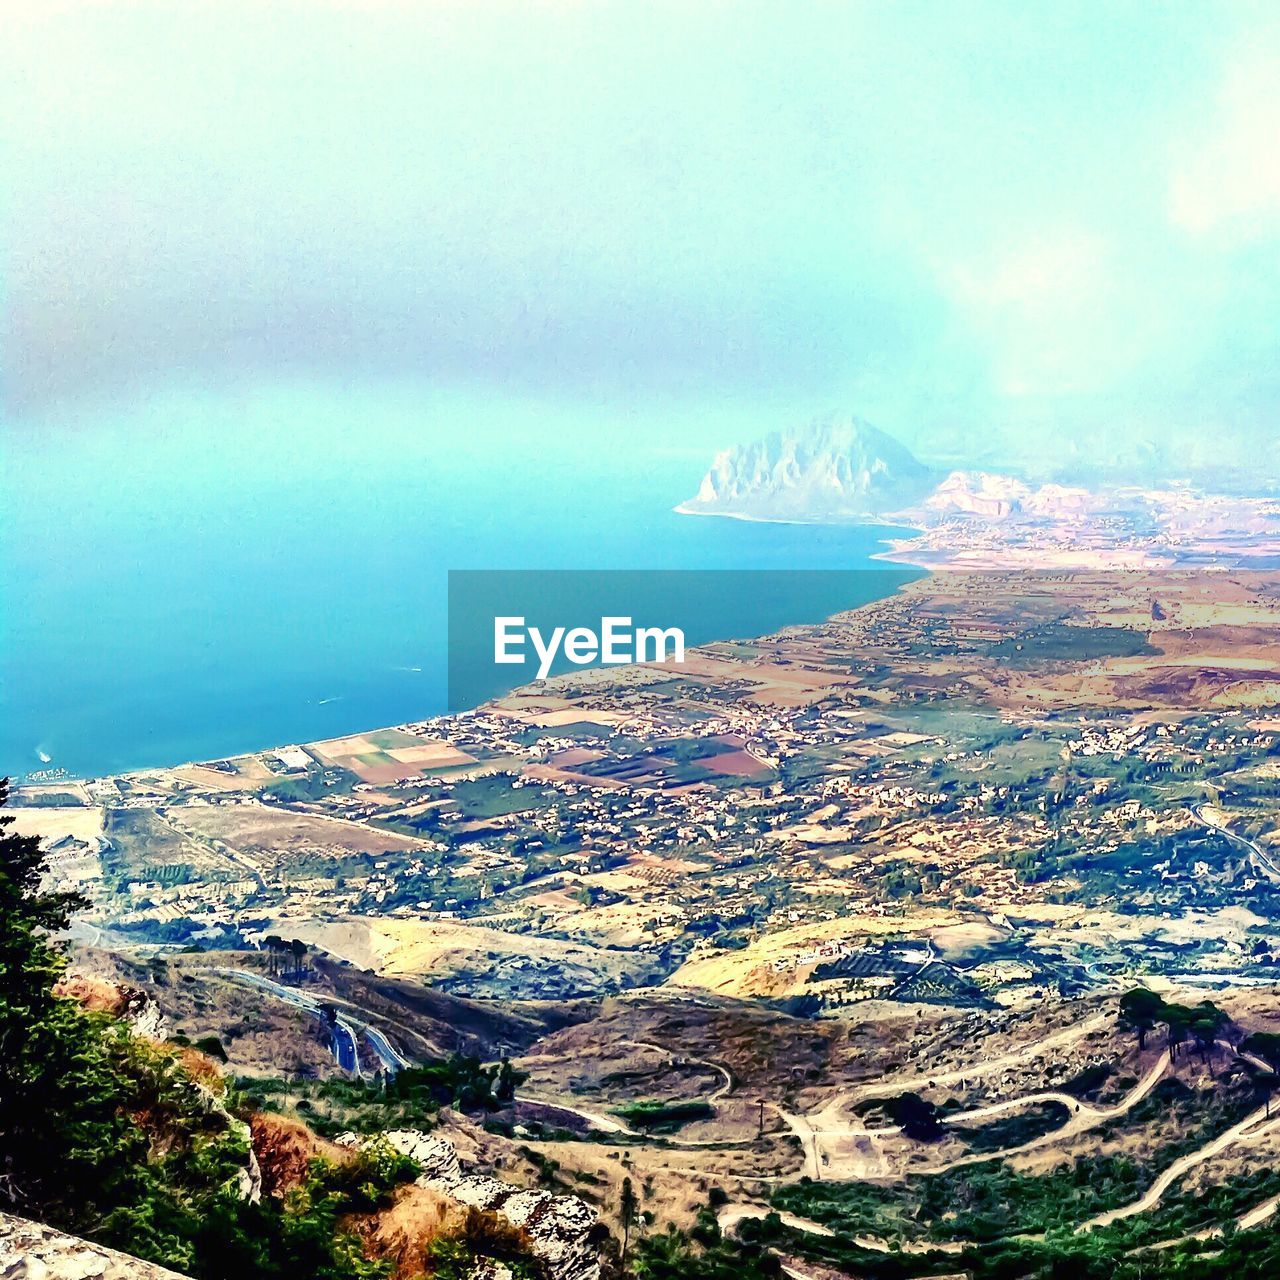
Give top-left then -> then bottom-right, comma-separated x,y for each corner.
1,387 -> 918,781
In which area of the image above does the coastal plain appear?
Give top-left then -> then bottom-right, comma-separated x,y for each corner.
16,568 -> 1280,1275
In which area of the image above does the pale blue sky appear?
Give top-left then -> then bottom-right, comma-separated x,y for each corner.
6,1 -> 1280,475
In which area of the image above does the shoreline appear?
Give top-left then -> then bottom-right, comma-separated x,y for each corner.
673,501 -> 924,534
10,555 -> 926,792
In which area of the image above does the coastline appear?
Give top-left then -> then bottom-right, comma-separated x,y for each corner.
42,488 -> 1271,788
673,500 -> 924,535
674,502 -> 936,569
11,553 -> 927,791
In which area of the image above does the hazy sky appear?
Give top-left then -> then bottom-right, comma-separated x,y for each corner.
6,1 -> 1280,473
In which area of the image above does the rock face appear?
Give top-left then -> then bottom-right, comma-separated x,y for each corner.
678,416 -> 1112,529
920,471 -> 1101,521
922,470 -> 1031,519
0,1213 -> 187,1280
340,1130 -> 599,1280
121,988 -> 170,1042
54,977 -> 170,1043
678,413 -> 936,523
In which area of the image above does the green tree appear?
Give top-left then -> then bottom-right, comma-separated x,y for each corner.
1162,1002 -> 1191,1058
263,934 -> 291,976
631,1212 -> 780,1280
1189,1002 -> 1227,1061
1243,1031 -> 1280,1073
888,1091 -> 943,1141
0,778 -> 144,1227
1118,987 -> 1164,1051
495,1057 -> 518,1104
0,782 -> 396,1279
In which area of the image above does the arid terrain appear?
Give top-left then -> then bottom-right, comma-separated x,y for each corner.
15,569 -> 1280,1277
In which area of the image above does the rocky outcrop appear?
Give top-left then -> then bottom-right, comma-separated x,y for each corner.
339,1130 -> 599,1280
0,1213 -> 186,1280
679,417 -> 1115,530
54,977 -> 170,1042
121,989 -> 170,1041
919,470 -> 1101,521
678,413 -> 936,523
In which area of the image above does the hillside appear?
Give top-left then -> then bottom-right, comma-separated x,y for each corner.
0,784 -> 576,1280
14,571 -> 1280,1278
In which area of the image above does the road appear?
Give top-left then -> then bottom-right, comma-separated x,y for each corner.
815,1087 -> 1095,1141
716,1205 -> 834,1239
516,1092 -> 761,1146
780,1010 -> 1125,1179
724,1045 -> 1273,1259
718,1027 -> 1276,1265
1080,1102 -> 1280,1231
332,1017 -> 361,1073
780,1265 -> 823,1280
1151,1190 -> 1280,1251
519,1038 -> 737,1139
520,1096 -> 635,1135
625,1040 -> 735,1102
1238,1191 -> 1280,1230
917,1048 -> 1172,1177
1193,804 -> 1280,883
363,1022 -> 412,1073
717,1203 -> 966,1257
724,1088 -> 1280,1257
813,1010 -> 1114,1124
221,969 -> 412,1077
155,807 -> 268,890
777,1050 -> 1170,1183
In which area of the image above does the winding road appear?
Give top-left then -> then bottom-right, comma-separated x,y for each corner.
221,969 -> 410,1077
1080,1102 -> 1280,1232
774,1010 -> 1135,1180
719,1030 -> 1279,1263
813,1010 -> 1115,1125
519,1038 -> 738,1141
716,1203 -> 966,1258
1193,804 -> 1280,883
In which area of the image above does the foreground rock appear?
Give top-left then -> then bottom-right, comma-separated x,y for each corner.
339,1129 -> 600,1280
0,1213 -> 186,1280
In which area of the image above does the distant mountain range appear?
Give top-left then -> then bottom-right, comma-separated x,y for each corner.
676,413 -> 938,523
679,415 -> 1279,526
677,414 -> 1280,567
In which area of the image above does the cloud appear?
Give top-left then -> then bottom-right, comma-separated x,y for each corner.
943,233 -> 1117,396
4,0 -> 1278,475
1170,49 -> 1280,236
